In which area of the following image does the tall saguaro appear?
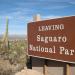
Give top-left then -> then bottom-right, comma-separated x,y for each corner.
2,17 -> 8,49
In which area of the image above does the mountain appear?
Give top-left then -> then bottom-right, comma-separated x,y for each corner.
0,35 -> 27,40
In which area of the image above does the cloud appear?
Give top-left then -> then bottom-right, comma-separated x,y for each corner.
69,2 -> 75,4
38,0 -> 75,2
15,1 -> 73,12
0,0 -> 75,35
42,15 -> 62,20
43,6 -> 68,10
0,0 -> 74,19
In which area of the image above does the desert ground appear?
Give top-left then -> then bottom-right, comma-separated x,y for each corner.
15,67 -> 43,75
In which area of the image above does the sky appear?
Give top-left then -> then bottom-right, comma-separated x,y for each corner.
0,0 -> 75,35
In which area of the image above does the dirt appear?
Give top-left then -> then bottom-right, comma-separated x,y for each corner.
15,67 -> 43,75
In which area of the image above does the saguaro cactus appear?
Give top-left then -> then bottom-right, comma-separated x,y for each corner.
2,17 -> 8,49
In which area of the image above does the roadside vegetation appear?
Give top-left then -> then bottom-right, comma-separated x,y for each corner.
0,39 -> 27,75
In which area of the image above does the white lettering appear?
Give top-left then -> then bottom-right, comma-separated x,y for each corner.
29,44 -> 56,53
59,47 -> 75,55
37,35 -> 67,43
38,24 -> 64,31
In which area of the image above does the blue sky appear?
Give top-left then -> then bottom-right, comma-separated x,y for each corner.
0,0 -> 75,35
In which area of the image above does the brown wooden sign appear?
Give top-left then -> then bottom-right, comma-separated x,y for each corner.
28,16 -> 75,63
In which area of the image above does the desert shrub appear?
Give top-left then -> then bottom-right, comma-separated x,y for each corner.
0,60 -> 14,75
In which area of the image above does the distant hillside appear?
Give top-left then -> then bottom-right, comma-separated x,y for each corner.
0,35 -> 27,40
0,35 -> 3,39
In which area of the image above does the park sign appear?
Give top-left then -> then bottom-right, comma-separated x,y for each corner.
28,16 -> 75,63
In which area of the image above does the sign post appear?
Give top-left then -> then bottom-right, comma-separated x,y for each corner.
66,64 -> 70,75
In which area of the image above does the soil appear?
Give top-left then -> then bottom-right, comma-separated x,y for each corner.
15,67 -> 43,75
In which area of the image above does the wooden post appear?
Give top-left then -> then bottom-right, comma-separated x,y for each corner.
43,59 -> 47,75
66,64 -> 70,75
33,14 -> 41,21
27,56 -> 32,69
33,14 -> 47,75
